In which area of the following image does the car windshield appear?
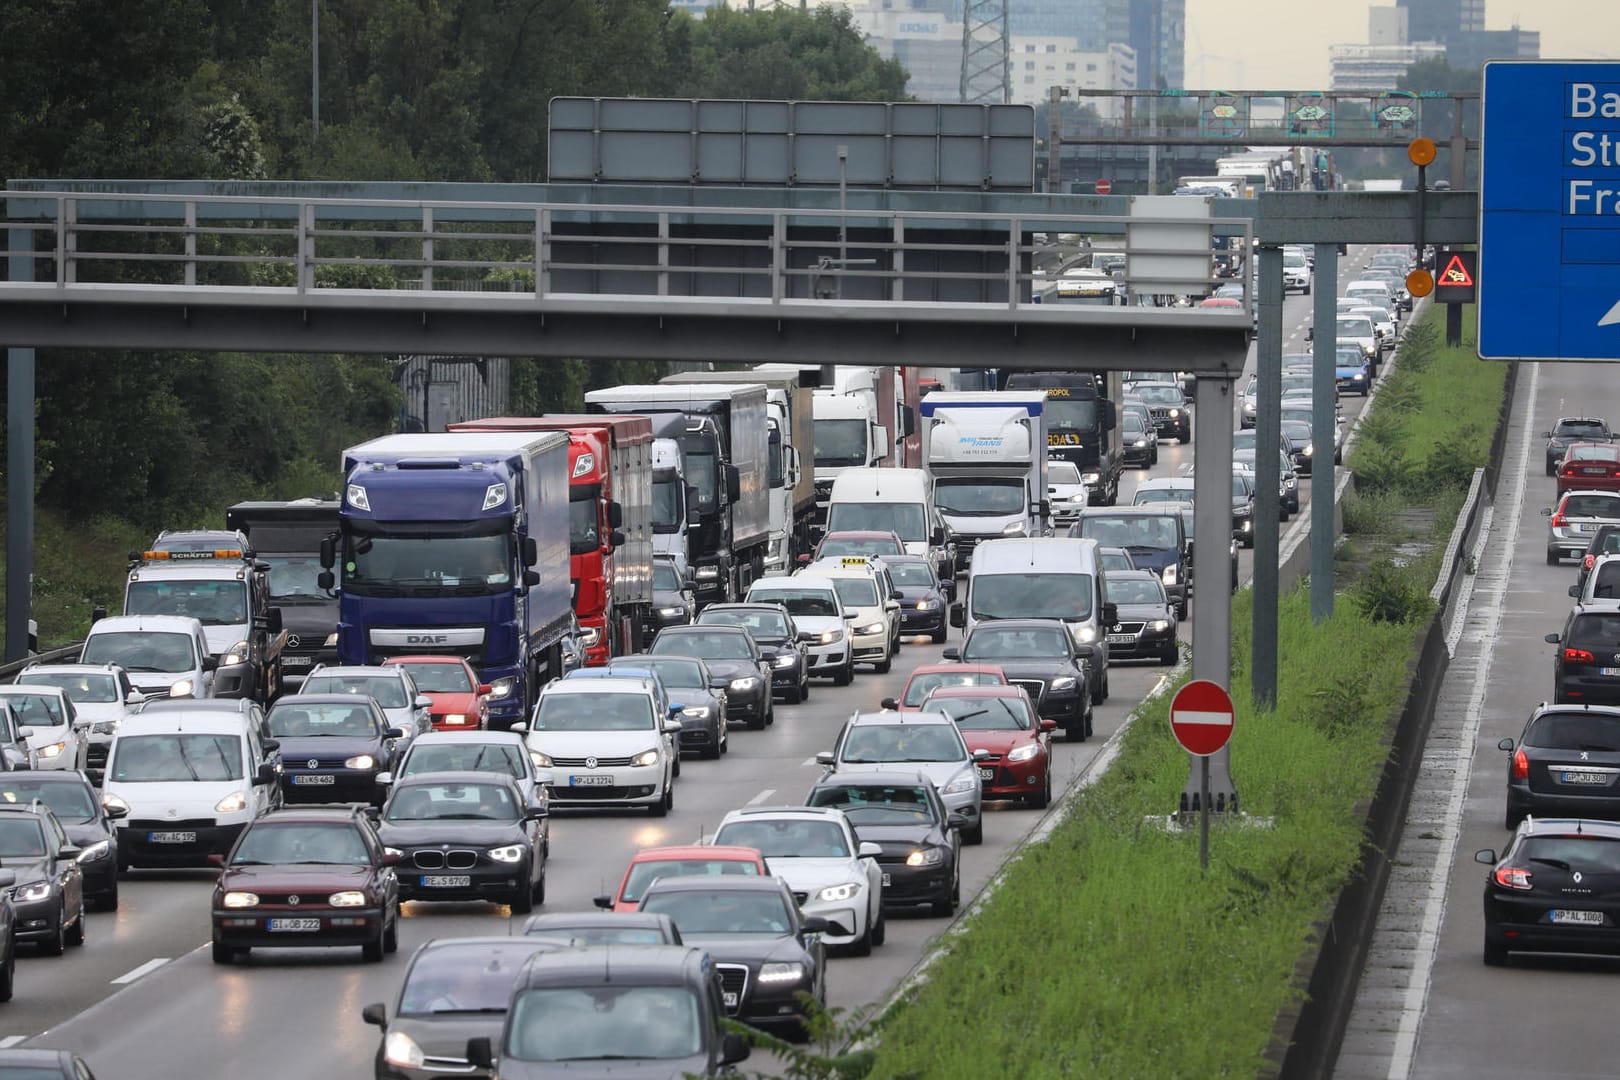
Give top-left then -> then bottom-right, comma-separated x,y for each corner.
125,580 -> 248,625
628,658 -> 706,690
16,673 -> 118,704
1557,420 -> 1610,438
0,693 -> 64,728
1049,461 -> 1082,485
639,888 -> 793,935
818,537 -> 900,558
0,818 -> 47,859
1107,578 -> 1167,605
385,781 -> 518,822
824,502 -> 926,542
268,702 -> 378,738
402,742 -> 526,779
1122,414 -> 1146,436
506,985 -> 702,1062
962,625 -> 1072,660
749,589 -> 839,618
110,734 -> 243,782
649,631 -> 752,660
231,822 -> 371,865
81,631 -> 195,674
715,818 -> 850,858
700,609 -> 789,640
301,675 -> 408,710
652,561 -> 682,591
886,562 -> 936,587
1078,516 -> 1179,552
1134,488 -> 1193,505
933,477 -> 1029,517
620,858 -> 761,903
1134,386 -> 1183,405
398,942 -> 551,1015
1337,317 -> 1374,336
902,670 -> 1003,706
532,691 -> 654,732
1516,835 -> 1620,873
1562,494 -> 1620,520
393,662 -> 473,693
926,694 -> 1033,731
0,779 -> 96,823
829,578 -> 879,608
968,573 -> 1094,621
840,723 -> 965,763
1527,712 -> 1620,751
807,784 -> 937,824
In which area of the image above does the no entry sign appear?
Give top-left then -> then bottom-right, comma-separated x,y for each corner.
1169,679 -> 1235,757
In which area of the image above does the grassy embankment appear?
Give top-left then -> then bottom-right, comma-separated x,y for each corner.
857,304 -> 1506,1080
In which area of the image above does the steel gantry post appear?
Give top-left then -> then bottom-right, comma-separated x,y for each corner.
1252,244 -> 1283,709
5,226 -> 34,662
1311,242 -> 1340,622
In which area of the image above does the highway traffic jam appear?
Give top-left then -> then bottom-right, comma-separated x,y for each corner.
0,247 -> 1417,1079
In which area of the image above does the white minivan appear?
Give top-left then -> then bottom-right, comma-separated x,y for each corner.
824,468 -> 951,579
102,701 -> 281,869
80,614 -> 217,701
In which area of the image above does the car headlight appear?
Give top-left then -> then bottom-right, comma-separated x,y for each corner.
1169,408 -> 1181,418
169,678 -> 195,698
75,839 -> 111,863
817,882 -> 861,902
942,772 -> 978,795
630,748 -> 661,768
773,653 -> 797,669
329,890 -> 367,907
1133,439 -> 1148,447
222,891 -> 259,909
905,847 -> 945,867
1081,472 -> 1101,484
488,844 -> 527,864
344,754 -> 376,769
657,606 -> 685,617
383,1031 -> 426,1069
215,791 -> 248,814
817,629 -> 845,645
1000,522 -> 1027,538
102,794 -> 129,814
915,598 -> 938,611
34,741 -> 66,759
729,676 -> 761,692
695,566 -> 720,579
1161,566 -> 1178,584
1050,675 -> 1077,692
858,622 -> 886,636
1074,624 -> 1097,643
1304,444 -> 1314,456
1150,619 -> 1172,632
11,880 -> 50,904
681,705 -> 712,719
1244,401 -> 1257,413
1006,743 -> 1041,763
323,632 -> 339,648
221,641 -> 250,667
529,750 -> 552,768
489,677 -> 517,700
758,962 -> 805,984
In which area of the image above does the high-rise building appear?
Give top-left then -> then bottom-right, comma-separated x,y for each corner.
1125,0 -> 1184,89
1447,27 -> 1540,72
1397,0 -> 1485,46
1368,6 -> 1409,46
1330,42 -> 1446,91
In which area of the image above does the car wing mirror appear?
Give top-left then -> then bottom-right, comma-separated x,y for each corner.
1545,633 -> 1563,644
414,695 -> 432,710
1497,738 -> 1515,752
593,893 -> 615,910
800,915 -> 831,934
857,841 -> 882,858
1038,718 -> 1057,732
207,853 -> 226,868
721,1031 -> 752,1067
124,691 -> 145,706
361,1003 -> 388,1028
879,697 -> 899,711
971,748 -> 991,762
815,750 -> 835,766
1570,585 -> 1581,598
465,1037 -> 496,1070
105,802 -> 129,820
477,683 -> 493,696
381,850 -> 403,866
941,647 -> 961,661
1474,848 -> 1498,864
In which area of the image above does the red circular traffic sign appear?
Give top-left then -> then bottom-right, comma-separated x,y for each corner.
1169,679 -> 1235,756
1095,178 -> 1113,195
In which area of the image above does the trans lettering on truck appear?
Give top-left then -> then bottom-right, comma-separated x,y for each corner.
956,436 -> 1007,450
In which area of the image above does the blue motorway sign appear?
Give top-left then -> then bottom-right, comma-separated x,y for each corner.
1479,61 -> 1620,361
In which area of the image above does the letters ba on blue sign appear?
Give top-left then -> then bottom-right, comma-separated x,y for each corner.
1479,61 -> 1620,361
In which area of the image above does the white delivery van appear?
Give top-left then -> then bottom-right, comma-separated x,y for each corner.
950,537 -> 1115,704
824,468 -> 950,579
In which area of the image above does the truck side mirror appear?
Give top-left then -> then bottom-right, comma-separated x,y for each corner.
725,464 -> 741,503
607,501 -> 624,530
931,526 -> 944,546
1103,602 -> 1119,625
524,569 -> 541,587
901,405 -> 918,439
319,535 -> 336,568
875,427 -> 891,461
1100,399 -> 1116,432
317,570 -> 335,591
522,536 -> 539,565
465,1038 -> 495,1070
266,609 -> 283,635
91,606 -> 107,624
949,603 -> 964,628
609,529 -> 627,549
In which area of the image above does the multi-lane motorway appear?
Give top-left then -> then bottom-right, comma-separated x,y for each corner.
15,255 -> 1391,1077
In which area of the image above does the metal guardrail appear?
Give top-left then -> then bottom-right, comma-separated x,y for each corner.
0,190 -> 1258,314
0,641 -> 83,683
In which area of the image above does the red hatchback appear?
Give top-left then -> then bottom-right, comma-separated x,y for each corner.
920,684 -> 1057,809
592,844 -> 767,913
881,662 -> 1008,712
380,656 -> 491,731
1558,443 -> 1620,496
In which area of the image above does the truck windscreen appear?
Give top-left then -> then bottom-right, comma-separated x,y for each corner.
652,474 -> 683,533
569,484 -> 601,555
815,419 -> 869,467
933,478 -> 1026,517
1044,397 -> 1099,433
261,556 -> 328,602
125,580 -> 248,625
824,502 -> 925,542
342,522 -> 513,595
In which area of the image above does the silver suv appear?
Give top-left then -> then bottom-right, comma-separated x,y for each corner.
816,710 -> 986,844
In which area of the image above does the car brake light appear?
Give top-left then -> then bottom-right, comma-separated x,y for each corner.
1512,748 -> 1529,779
1550,511 -> 1568,527
1565,647 -> 1597,664
1586,554 -> 1598,570
1494,866 -> 1533,890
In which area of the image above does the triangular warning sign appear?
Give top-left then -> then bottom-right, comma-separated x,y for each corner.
1439,254 -> 1473,287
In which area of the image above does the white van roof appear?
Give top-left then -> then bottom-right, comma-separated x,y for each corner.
87,615 -> 203,636
969,537 -> 1100,575
828,468 -> 930,502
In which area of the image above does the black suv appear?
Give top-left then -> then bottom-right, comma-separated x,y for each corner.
0,801 -> 86,955
695,603 -> 811,704
1547,606 -> 1620,705
0,772 -> 124,910
944,618 -> 1093,741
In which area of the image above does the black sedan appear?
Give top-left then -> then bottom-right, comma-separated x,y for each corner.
649,557 -> 695,635
521,910 -> 683,945
884,554 -> 952,644
0,802 -> 85,955
638,875 -> 832,1042
210,805 -> 400,964
0,771 -> 124,910
1546,416 -> 1613,476
362,936 -> 571,1080
1546,607 -> 1620,706
268,694 -> 405,805
1102,571 -> 1180,664
944,619 -> 1093,741
647,625 -> 775,730
1499,704 -> 1620,829
695,603 -> 810,704
376,771 -> 548,914
806,769 -> 961,917
1476,817 -> 1620,966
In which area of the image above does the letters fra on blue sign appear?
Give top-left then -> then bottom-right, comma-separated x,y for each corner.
1568,82 -> 1620,216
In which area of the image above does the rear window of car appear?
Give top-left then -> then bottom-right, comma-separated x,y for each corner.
1517,835 -> 1620,873
1557,420 -> 1610,437
1568,612 -> 1620,648
1591,562 -> 1620,598
1568,444 -> 1620,462
1526,712 -> 1620,750
1563,494 -> 1620,519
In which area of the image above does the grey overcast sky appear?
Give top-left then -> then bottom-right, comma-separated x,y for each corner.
1183,0 -> 1620,89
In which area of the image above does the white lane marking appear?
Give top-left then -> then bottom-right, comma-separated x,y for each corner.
746,788 -> 776,805
111,958 -> 170,985
1385,360 -> 1539,1080
0,1036 -> 25,1048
